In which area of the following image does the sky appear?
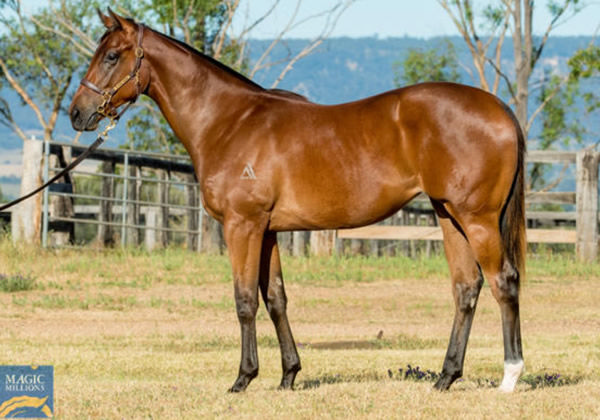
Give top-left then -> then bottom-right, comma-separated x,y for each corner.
232,0 -> 600,39
20,0 -> 600,39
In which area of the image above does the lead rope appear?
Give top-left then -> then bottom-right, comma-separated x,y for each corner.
0,118 -> 117,212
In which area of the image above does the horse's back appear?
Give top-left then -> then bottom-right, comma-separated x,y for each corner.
210,82 -> 521,231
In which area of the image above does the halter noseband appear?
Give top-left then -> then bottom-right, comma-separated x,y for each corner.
80,23 -> 145,121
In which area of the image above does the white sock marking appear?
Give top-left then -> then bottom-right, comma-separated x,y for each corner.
498,360 -> 524,392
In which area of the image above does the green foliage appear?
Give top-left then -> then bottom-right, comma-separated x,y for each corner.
393,40 -> 460,87
541,74 -> 583,146
547,0 -> 582,17
0,0 -> 102,137
0,273 -> 36,292
530,70 -> 583,189
482,4 -> 504,27
569,45 -> 600,113
130,0 -> 224,54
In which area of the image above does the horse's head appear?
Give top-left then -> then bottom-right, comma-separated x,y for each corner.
69,9 -> 148,131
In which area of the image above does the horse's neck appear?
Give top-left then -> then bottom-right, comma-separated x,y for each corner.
144,30 -> 262,158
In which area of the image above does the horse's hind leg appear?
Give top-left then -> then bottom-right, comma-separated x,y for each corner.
460,212 -> 524,392
434,216 -> 483,391
259,231 -> 301,389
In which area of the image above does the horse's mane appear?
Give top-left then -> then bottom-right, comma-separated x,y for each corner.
146,25 -> 265,91
100,19 -> 309,101
266,89 -> 309,102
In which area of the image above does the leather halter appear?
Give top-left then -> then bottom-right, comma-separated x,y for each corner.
80,23 -> 145,121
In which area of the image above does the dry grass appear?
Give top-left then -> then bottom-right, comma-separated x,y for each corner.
0,241 -> 599,419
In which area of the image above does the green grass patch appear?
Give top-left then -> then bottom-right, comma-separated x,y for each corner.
281,254 -> 449,286
28,294 -> 138,311
0,273 -> 36,292
5,238 -> 600,290
527,253 -> 600,279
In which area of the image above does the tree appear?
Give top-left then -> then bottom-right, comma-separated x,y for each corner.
0,0 -> 105,244
437,0 -> 581,141
0,0 -> 99,143
435,0 -> 588,192
393,40 -> 461,86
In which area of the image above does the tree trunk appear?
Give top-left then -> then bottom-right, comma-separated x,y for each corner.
512,0 -> 533,138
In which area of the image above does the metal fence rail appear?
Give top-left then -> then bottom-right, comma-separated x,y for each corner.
41,139 -> 205,250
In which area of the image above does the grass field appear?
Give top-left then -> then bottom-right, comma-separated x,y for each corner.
0,240 -> 599,419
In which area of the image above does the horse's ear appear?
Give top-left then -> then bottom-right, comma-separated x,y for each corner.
107,8 -> 136,33
97,8 -> 119,30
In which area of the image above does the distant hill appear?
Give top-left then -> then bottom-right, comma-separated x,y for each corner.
0,35 -> 598,151
248,35 -> 596,105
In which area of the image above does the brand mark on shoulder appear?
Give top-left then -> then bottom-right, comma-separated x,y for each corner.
241,163 -> 257,180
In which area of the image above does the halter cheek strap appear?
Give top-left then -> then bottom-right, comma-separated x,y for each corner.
80,23 -> 145,121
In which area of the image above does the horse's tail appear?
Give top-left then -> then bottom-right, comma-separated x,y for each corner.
501,109 -> 527,281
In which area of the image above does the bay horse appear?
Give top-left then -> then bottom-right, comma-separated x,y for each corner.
69,10 -> 525,393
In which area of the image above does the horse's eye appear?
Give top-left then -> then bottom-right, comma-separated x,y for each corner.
105,51 -> 119,63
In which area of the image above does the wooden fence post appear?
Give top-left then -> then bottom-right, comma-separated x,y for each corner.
12,137 -> 42,244
292,231 -> 309,256
279,232 -> 292,255
144,208 -> 158,251
157,170 -> 169,247
185,174 -> 198,251
97,161 -> 115,246
310,230 -> 336,256
576,149 -> 599,263
48,145 -> 74,246
127,165 -> 141,246
199,211 -> 225,254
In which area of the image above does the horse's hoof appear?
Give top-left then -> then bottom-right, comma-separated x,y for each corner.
433,372 -> 459,391
277,382 -> 294,391
228,384 -> 245,393
227,380 -> 248,393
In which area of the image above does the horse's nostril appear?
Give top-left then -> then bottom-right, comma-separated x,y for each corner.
71,107 -> 80,121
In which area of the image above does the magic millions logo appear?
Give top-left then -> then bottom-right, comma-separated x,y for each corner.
0,366 -> 53,418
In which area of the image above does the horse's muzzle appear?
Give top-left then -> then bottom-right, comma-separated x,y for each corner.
70,105 -> 101,132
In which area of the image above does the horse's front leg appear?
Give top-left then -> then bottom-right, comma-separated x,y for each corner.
224,213 -> 268,393
259,231 -> 301,389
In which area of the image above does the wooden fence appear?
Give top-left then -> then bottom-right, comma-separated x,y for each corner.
2,139 -> 598,261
